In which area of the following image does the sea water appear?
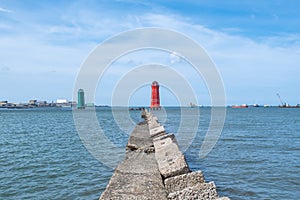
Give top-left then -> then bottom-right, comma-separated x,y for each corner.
0,107 -> 299,199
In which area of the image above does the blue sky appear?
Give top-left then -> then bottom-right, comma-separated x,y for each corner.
0,0 -> 299,106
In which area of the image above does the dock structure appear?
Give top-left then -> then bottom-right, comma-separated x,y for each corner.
100,110 -> 230,200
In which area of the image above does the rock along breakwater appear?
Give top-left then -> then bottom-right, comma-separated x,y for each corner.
100,109 -> 230,200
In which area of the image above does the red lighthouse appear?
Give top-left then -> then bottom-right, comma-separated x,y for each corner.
150,81 -> 161,109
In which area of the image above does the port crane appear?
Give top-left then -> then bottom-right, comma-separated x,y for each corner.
276,93 -> 286,107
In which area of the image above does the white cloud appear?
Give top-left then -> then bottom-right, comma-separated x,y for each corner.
169,52 -> 182,64
111,13 -> 300,104
1,6 -> 299,104
0,7 -> 12,13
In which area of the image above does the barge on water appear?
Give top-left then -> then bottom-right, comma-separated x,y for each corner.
231,104 -> 248,108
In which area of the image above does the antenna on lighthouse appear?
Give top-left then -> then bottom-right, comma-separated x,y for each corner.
150,81 -> 161,110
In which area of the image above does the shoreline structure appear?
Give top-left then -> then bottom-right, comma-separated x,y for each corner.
100,109 -> 230,200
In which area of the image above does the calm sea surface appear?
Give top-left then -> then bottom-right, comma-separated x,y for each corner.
0,107 -> 299,199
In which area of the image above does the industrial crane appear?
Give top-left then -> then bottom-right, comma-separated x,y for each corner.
276,93 -> 286,107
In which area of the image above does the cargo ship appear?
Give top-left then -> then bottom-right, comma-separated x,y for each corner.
231,104 -> 248,108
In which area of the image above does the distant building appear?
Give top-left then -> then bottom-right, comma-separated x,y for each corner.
0,101 -> 8,107
56,99 -> 68,104
37,101 -> 49,107
29,100 -> 37,105
0,101 -> 8,105
77,89 -> 85,109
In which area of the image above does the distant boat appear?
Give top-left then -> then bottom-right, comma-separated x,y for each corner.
61,105 -> 72,110
279,104 -> 300,108
276,93 -> 300,108
231,104 -> 248,108
129,107 -> 144,111
190,102 -> 197,108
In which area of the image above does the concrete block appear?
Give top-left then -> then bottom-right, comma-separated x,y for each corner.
141,109 -> 147,119
149,123 -> 161,130
164,171 -> 205,193
153,134 -> 177,151
152,116 -> 159,123
149,125 -> 166,138
153,134 -> 190,178
149,122 -> 161,130
126,123 -> 153,151
167,182 -> 219,200
148,116 -> 161,129
100,152 -> 167,200
145,112 -> 153,120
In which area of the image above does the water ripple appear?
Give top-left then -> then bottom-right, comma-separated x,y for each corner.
1,108 -> 299,199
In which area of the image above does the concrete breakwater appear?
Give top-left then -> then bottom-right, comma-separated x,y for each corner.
100,110 -> 230,200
